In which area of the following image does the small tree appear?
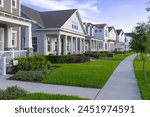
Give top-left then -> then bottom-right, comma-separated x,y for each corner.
130,23 -> 149,82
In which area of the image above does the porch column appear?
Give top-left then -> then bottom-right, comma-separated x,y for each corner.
64,35 -> 67,55
7,27 -> 12,50
25,25 -> 33,57
57,34 -> 61,55
75,37 -> 78,54
71,36 -> 73,54
83,38 -> 85,53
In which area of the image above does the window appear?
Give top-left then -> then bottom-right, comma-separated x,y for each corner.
95,30 -> 97,33
99,42 -> 103,49
99,29 -> 102,32
72,19 -> 78,30
12,31 -> 17,47
105,43 -> 107,50
47,37 -> 51,52
0,0 -> 4,7
32,37 -> 37,52
12,0 -> 17,8
105,30 -> 108,37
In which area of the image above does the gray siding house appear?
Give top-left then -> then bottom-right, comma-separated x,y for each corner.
83,22 -> 103,52
21,5 -> 86,55
0,0 -> 33,56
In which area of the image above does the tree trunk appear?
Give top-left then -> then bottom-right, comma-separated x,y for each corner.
142,53 -> 147,82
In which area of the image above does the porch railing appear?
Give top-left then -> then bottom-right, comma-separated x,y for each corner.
0,49 -> 27,65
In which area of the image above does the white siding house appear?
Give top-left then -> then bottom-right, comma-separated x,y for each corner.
125,33 -> 133,51
94,24 -> 109,51
116,29 -> 125,52
21,6 -> 86,55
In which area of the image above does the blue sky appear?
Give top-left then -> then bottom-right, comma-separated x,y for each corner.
21,0 -> 149,32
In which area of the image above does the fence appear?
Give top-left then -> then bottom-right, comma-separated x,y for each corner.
0,49 -> 27,65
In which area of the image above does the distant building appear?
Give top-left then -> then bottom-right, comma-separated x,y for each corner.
108,26 -> 117,52
125,33 -> 134,51
94,24 -> 109,51
116,29 -> 125,52
83,23 -> 103,52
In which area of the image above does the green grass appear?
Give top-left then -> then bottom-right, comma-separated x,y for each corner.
16,93 -> 88,100
134,56 -> 150,100
101,52 -> 134,61
43,53 -> 134,89
43,60 -> 119,88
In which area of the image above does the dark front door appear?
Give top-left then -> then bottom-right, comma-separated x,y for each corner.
61,39 -> 64,55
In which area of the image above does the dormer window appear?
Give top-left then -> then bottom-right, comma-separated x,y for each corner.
0,0 -> 4,7
12,0 -> 17,8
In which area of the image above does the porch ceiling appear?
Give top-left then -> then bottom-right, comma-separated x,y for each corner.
0,10 -> 36,27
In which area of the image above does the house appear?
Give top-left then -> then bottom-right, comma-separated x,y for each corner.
21,5 -> 86,55
0,0 -> 34,56
83,22 -> 103,52
125,33 -> 133,51
108,26 -> 117,52
94,24 -> 109,51
116,29 -> 125,52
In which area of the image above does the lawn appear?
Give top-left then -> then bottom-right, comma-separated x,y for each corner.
43,60 -> 119,88
16,93 -> 88,100
101,52 -> 134,61
134,56 -> 150,100
43,53 -> 133,89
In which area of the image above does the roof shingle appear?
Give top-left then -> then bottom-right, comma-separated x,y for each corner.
21,5 -> 77,28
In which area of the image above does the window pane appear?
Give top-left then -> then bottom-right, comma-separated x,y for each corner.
32,37 -> 37,52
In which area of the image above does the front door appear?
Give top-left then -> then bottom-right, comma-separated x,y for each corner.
0,28 -> 4,51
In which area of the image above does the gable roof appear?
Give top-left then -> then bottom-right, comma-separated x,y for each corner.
116,29 -> 123,35
21,5 -> 44,27
125,33 -> 134,37
21,5 -> 77,28
95,24 -> 107,28
108,26 -> 114,32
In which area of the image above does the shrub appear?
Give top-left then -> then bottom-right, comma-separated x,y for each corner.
107,53 -> 115,57
0,86 -> 27,100
90,52 -> 100,59
69,56 -> 90,63
84,52 -> 91,56
14,55 -> 51,71
14,69 -> 49,81
46,55 -> 73,63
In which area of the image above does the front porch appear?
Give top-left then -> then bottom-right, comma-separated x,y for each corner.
45,33 -> 85,55
0,10 -> 34,57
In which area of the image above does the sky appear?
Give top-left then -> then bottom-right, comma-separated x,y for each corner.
21,0 -> 150,32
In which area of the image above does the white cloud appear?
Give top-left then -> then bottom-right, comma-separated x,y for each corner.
21,0 -> 102,24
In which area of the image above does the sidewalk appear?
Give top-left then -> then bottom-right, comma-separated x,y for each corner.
0,75 -> 99,99
95,54 -> 141,100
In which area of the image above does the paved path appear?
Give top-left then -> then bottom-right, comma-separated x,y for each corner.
95,54 -> 141,100
0,75 -> 99,99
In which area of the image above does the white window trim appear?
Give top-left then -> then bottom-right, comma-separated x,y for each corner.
12,31 -> 17,48
32,37 -> 38,52
12,0 -> 17,9
0,0 -> 4,7
47,37 -> 51,52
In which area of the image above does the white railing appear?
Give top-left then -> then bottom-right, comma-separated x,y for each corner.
0,49 -> 27,64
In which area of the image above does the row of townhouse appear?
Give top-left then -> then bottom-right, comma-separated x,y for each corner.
0,0 -> 133,57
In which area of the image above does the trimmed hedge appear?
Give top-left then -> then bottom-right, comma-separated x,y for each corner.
46,55 -> 72,63
46,54 -> 90,63
13,69 -> 49,81
70,56 -> 90,63
0,86 -> 27,100
14,55 -> 51,72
